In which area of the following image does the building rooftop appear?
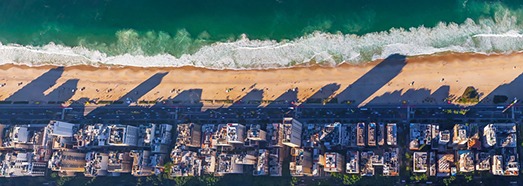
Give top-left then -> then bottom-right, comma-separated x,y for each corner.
216,154 -> 243,175
149,124 -> 173,153
371,153 -> 383,166
84,152 -> 109,177
357,123 -> 366,147
503,148 -> 519,176
319,123 -> 342,149
343,124 -> 356,147
48,151 -> 86,173
453,124 -> 468,146
234,152 -> 257,165
302,124 -> 322,148
74,124 -> 110,148
483,124 -> 497,148
171,151 -> 201,177
201,154 -> 216,175
437,154 -> 454,177
457,150 -> 474,173
282,118 -> 302,148
130,150 -> 163,177
476,152 -> 491,171
324,152 -> 344,173
247,124 -> 267,142
492,155 -> 503,176
109,125 -> 139,146
0,124 -> 46,150
200,124 -> 217,152
409,123 -> 436,150
413,152 -> 428,173
360,151 -> 375,176
214,124 -> 246,147
49,121 -> 79,137
367,123 -> 376,147
377,123 -> 385,146
483,123 -> 517,148
0,152 -> 46,177
267,123 -> 283,148
439,130 -> 450,144
346,151 -> 359,174
254,149 -> 269,176
107,151 -> 132,173
386,123 -> 397,146
429,152 -> 436,176
268,148 -> 282,176
290,148 -> 313,176
383,148 -> 399,176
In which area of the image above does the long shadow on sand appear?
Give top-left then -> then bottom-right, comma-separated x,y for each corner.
5,67 -> 65,101
479,72 -> 523,105
45,79 -> 79,102
267,89 -> 298,107
334,54 -> 406,106
152,89 -> 204,109
230,89 -> 264,107
115,72 -> 169,106
368,85 -> 450,105
170,89 -> 203,105
79,72 -> 169,117
303,83 -> 341,104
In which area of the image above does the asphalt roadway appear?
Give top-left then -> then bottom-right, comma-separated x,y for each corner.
0,103 -> 520,125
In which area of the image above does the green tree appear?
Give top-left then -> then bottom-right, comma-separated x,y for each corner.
174,176 -> 191,186
443,176 -> 456,186
50,172 -> 58,179
405,152 -> 412,160
137,177 -> 143,186
85,177 -> 96,185
343,174 -> 361,185
290,177 -> 298,186
197,175 -> 220,186
410,173 -> 427,182
331,172 -> 361,185
465,174 -> 473,182
56,176 -> 73,186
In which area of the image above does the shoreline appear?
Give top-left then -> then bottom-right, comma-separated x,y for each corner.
1,52 -> 523,108
0,51 -> 516,72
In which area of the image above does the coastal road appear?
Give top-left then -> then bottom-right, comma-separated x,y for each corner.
0,103 -> 520,124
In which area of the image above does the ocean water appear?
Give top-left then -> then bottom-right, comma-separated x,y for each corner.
1,0 -> 523,69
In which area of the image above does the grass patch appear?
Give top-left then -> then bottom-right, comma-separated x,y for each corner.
456,86 -> 479,104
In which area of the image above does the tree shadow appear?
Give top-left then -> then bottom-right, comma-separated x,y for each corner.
334,54 -> 407,105
5,67 -> 64,101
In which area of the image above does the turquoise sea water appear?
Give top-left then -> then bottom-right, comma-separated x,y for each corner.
1,0 -> 523,68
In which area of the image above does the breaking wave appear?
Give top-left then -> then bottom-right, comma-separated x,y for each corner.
1,9 -> 523,69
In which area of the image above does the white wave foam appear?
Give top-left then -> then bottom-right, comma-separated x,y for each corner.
1,9 -> 523,69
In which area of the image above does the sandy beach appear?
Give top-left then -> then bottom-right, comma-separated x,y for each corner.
1,52 -> 523,108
